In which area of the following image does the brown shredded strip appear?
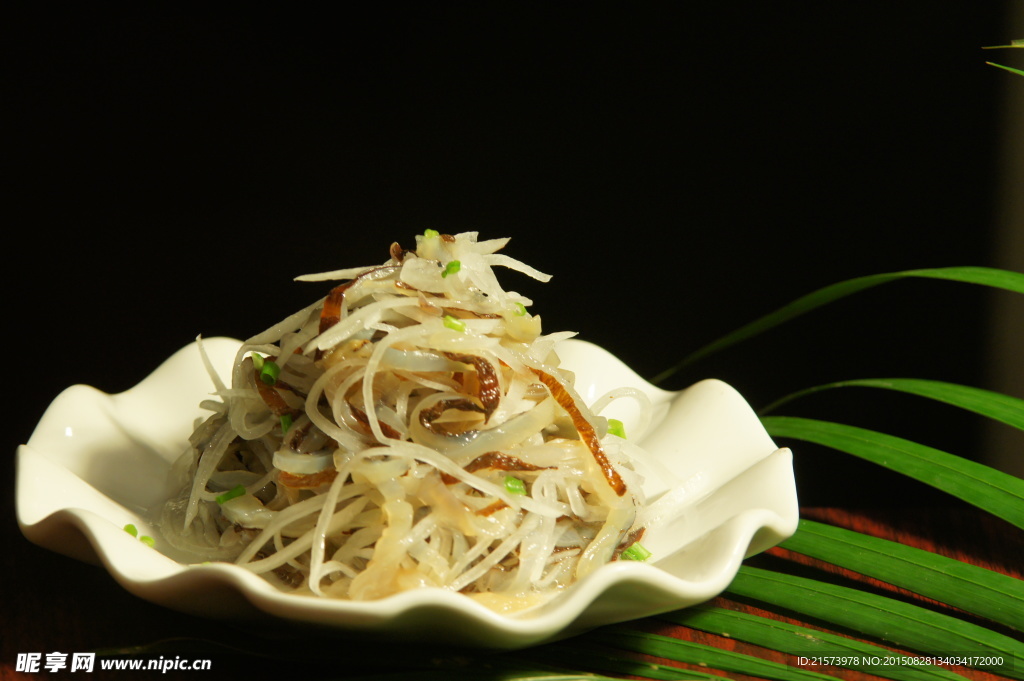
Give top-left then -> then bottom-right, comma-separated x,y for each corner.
468,451 -> 549,474
348,402 -> 403,440
443,352 -> 501,420
319,283 -> 353,335
443,306 -> 501,320
318,265 -> 401,334
476,499 -> 510,516
532,368 -> 627,496
418,398 -> 486,435
613,527 -> 647,560
315,264 -> 401,360
283,421 -> 309,450
254,363 -> 301,419
274,378 -> 305,397
440,451 -> 550,484
389,241 -> 411,262
278,468 -> 338,489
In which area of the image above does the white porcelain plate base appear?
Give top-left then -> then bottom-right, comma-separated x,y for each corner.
17,337 -> 798,649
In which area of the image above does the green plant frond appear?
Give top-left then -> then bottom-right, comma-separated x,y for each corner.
662,605 -> 969,681
341,674 -> 627,681
982,39 -> 1024,48
524,640 -> 725,680
758,378 -> 1024,429
589,627 -> 845,681
779,520 -> 1024,631
987,62 -> 1024,77
727,567 -> 1024,678
761,416 -> 1024,530
651,266 -> 1024,384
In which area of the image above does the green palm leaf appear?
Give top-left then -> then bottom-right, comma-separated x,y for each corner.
634,254 -> 1024,680
988,62 -> 1024,76
664,604 -> 970,681
651,266 -> 1024,384
589,627 -> 844,681
982,38 -> 1024,47
341,674 -> 625,681
759,378 -> 1024,427
779,519 -> 1024,631
524,640 -> 726,680
985,38 -> 1024,77
726,567 -> 1023,678
761,416 -> 1024,530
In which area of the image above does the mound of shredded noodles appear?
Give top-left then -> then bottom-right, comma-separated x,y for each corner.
160,231 -> 647,613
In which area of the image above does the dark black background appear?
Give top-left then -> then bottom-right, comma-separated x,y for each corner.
6,4 -> 1019,512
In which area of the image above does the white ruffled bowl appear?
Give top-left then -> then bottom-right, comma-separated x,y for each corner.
16,337 -> 798,649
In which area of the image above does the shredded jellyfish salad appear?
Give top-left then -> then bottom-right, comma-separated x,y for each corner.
160,231 -> 650,613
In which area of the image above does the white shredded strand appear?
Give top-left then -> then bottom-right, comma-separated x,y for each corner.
195,335 -> 229,396
294,265 -> 381,282
160,232 -> 649,614
591,386 -> 656,440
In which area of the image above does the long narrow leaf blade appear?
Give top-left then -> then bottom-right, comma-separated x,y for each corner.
524,641 -> 726,680
761,416 -> 1024,530
760,378 -> 1024,428
342,674 -> 627,681
727,567 -> 1023,678
981,39 -> 1024,48
779,520 -> 1024,631
590,627 -> 844,681
652,266 -> 1024,383
988,62 -> 1024,77
664,605 -> 970,681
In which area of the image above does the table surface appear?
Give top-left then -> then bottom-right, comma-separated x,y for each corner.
3,488 -> 1021,680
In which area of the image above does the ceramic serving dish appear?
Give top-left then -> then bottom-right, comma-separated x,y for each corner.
16,336 -> 798,649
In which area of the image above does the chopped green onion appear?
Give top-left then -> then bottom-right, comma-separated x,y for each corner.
504,475 -> 527,496
621,542 -> 652,561
443,315 -> 467,332
607,418 -> 627,439
216,484 -> 246,504
251,353 -> 265,372
124,524 -> 154,546
513,302 -> 528,316
442,260 -> 462,278
260,359 -> 281,385
280,413 -> 293,433
423,228 -> 439,239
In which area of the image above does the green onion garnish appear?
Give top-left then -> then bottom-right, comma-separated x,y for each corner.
443,315 -> 466,332
621,542 -> 652,561
124,524 -> 154,546
216,484 -> 246,504
513,302 -> 528,316
442,260 -> 461,278
504,475 -> 527,496
251,353 -> 265,371
280,413 -> 293,433
259,359 -> 281,385
607,418 -> 627,439
423,229 -> 439,239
